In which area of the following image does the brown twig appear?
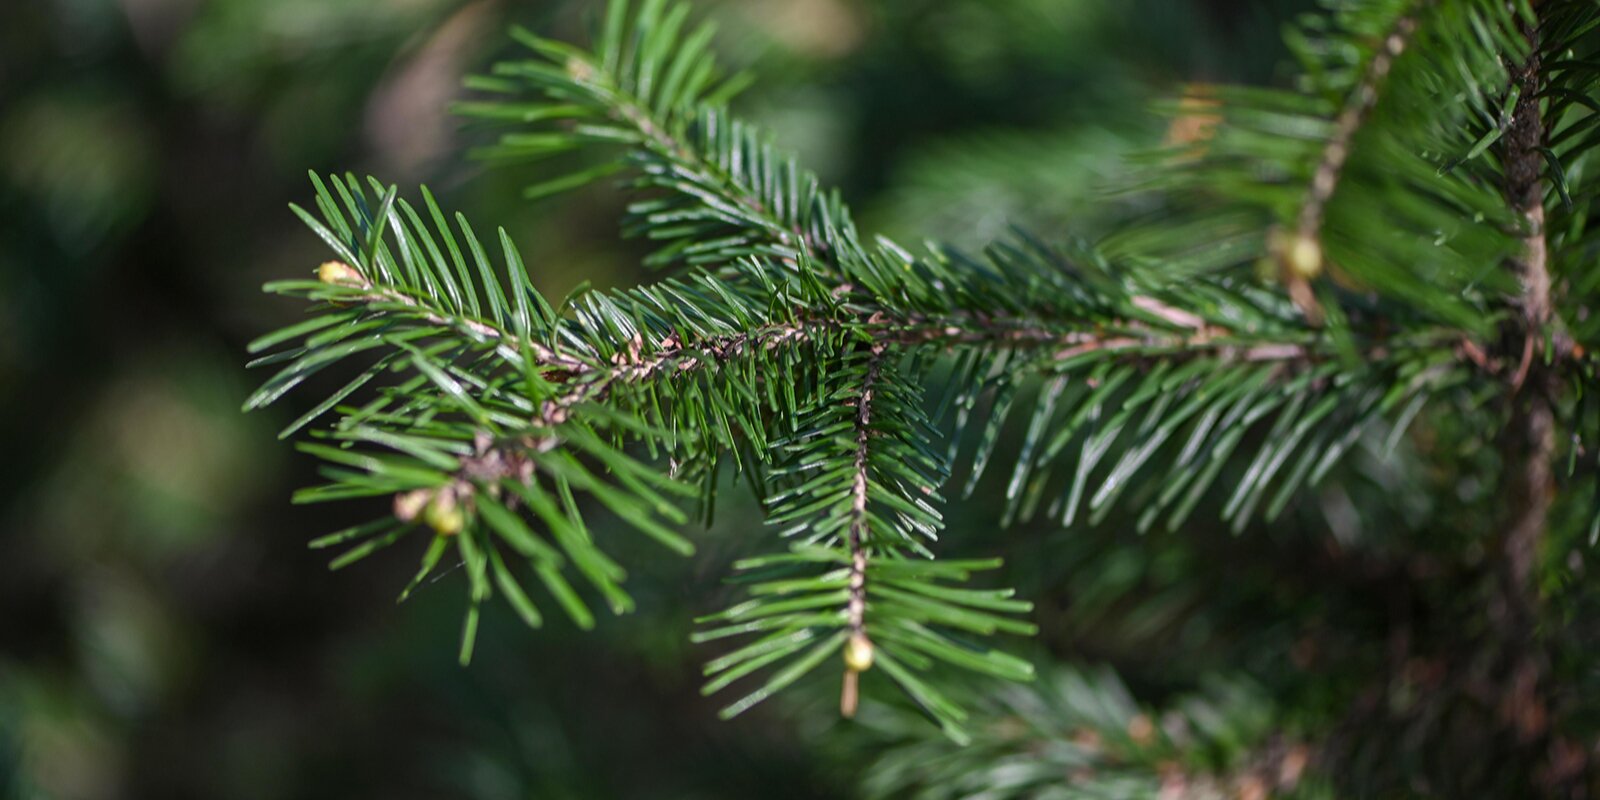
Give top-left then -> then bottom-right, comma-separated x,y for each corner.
1278,12 -> 1421,325
1296,17 -> 1418,246
840,344 -> 887,719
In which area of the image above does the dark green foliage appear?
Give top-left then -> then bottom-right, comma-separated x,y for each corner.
852,666 -> 1328,800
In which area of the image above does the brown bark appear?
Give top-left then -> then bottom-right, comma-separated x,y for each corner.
1497,18 -> 1552,648
1491,21 -> 1590,796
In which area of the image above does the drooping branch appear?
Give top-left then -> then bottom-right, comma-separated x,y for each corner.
840,344 -> 887,719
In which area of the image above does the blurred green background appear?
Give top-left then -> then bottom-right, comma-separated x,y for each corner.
0,1 -> 1309,797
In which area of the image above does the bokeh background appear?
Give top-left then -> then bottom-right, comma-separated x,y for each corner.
0,1 -> 1312,797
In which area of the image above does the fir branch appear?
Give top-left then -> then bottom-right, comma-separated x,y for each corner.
460,5 -> 847,274
310,260 -> 589,373
253,166 -> 1469,735
528,317 -> 825,427
1295,13 -> 1419,243
841,343 -> 887,719
1116,0 -> 1528,331
608,95 -> 821,259
1281,11 -> 1420,323
246,0 -> 1567,744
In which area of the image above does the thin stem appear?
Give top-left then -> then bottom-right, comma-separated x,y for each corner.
846,346 -> 885,636
841,344 -> 887,719
1281,10 -> 1421,323
1294,15 -> 1418,244
333,269 -> 589,373
529,320 -> 821,426
350,268 -> 1357,387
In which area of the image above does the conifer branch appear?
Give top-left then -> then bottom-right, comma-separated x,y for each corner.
1280,11 -> 1420,323
1295,14 -> 1418,244
313,260 -> 586,371
608,95 -> 821,260
840,344 -> 887,719
527,319 -> 823,427
463,12 -> 844,274
246,0 -> 1561,747
1130,0 -> 1527,331
855,666 -> 1310,799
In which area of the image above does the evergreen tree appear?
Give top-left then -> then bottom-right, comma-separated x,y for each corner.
247,1 -> 1600,795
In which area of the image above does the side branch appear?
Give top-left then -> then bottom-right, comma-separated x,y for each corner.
610,97 -> 821,258
316,260 -> 587,373
415,319 -> 836,504
322,255 -> 1431,551
1296,16 -> 1418,244
841,344 -> 887,719
1278,12 -> 1420,322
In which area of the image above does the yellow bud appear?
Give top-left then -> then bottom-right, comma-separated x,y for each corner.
317,260 -> 367,288
843,633 -> 875,672
422,491 -> 464,537
1278,232 -> 1322,281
